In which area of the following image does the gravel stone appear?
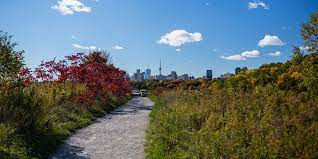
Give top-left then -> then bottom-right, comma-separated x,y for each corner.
50,97 -> 153,159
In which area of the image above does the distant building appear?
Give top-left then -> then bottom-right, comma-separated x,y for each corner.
131,69 -> 145,81
178,74 -> 189,80
141,72 -> 145,81
145,69 -> 151,80
152,75 -> 159,80
166,71 -> 178,80
206,70 -> 213,79
221,73 -> 233,78
171,71 -> 177,80
137,69 -> 142,81
152,75 -> 165,80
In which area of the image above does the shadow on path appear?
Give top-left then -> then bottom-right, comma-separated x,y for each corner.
52,144 -> 89,159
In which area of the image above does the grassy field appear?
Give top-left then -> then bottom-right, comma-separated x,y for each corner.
146,88 -> 318,159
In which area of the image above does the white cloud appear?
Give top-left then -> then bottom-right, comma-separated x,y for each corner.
241,50 -> 261,57
158,29 -> 202,47
269,51 -> 281,57
112,45 -> 125,50
72,43 -> 97,50
176,48 -> 181,52
248,1 -> 269,9
52,0 -> 91,15
221,54 -> 247,61
258,35 -> 285,47
221,50 -> 261,61
299,46 -> 310,51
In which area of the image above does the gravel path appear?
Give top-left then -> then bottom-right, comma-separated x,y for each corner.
50,97 -> 153,159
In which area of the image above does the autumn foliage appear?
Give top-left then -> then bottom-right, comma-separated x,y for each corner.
19,51 -> 131,103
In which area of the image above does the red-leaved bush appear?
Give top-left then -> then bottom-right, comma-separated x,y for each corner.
19,67 -> 34,86
19,51 -> 131,104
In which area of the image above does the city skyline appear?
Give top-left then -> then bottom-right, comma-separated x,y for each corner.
130,60 -> 250,80
130,65 -> 196,81
130,64 -> 254,80
0,1 -> 316,77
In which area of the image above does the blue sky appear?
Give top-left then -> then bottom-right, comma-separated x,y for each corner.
0,0 -> 317,77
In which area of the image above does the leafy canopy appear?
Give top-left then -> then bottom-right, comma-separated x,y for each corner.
0,31 -> 24,84
301,11 -> 318,53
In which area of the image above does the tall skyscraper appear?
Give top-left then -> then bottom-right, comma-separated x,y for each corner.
145,69 -> 151,80
171,71 -> 177,80
135,69 -> 143,81
206,70 -> 213,79
141,72 -> 145,81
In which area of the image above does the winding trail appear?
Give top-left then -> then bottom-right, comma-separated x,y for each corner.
50,97 -> 153,159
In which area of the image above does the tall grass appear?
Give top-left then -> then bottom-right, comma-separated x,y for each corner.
0,83 -> 130,158
0,88 -> 43,158
146,87 -> 318,158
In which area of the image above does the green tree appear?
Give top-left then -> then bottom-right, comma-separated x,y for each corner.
301,11 -> 318,53
291,46 -> 304,65
300,11 -> 318,97
0,31 -> 24,84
